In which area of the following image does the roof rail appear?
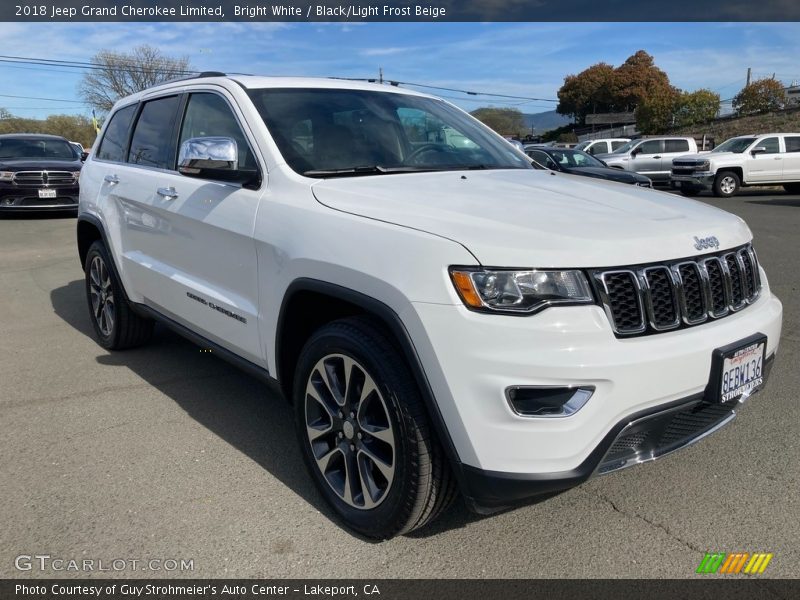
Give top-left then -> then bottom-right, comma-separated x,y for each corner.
158,71 -> 228,86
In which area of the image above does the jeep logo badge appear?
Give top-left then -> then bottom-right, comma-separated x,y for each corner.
694,235 -> 720,251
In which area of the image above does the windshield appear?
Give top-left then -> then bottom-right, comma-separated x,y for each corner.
547,149 -> 605,168
611,140 -> 637,154
712,137 -> 757,154
0,137 -> 77,160
247,88 -> 533,176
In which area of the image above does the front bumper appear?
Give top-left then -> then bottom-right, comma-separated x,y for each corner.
671,171 -> 715,190
405,283 -> 782,507
0,184 -> 79,210
459,358 -> 774,511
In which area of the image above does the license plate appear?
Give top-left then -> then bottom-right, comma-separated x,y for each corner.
38,188 -> 57,199
708,335 -> 767,404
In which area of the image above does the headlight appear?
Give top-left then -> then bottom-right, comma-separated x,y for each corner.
0,171 -> 14,182
449,267 -> 594,314
696,160 -> 710,170
72,170 -> 81,181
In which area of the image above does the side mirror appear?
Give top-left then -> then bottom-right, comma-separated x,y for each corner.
178,137 -> 256,184
631,147 -> 641,157
751,146 -> 767,155
80,151 -> 89,162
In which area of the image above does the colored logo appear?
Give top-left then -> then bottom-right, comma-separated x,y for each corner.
696,552 -> 773,574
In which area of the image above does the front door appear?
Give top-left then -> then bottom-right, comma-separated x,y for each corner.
747,136 -> 783,183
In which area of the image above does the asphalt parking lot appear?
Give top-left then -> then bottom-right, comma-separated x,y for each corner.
1,189 -> 798,579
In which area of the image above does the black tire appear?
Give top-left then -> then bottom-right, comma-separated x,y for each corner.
293,316 -> 456,539
713,171 -> 741,198
784,183 -> 800,195
84,240 -> 154,350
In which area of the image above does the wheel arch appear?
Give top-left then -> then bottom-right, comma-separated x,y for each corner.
275,278 -> 463,470
718,166 -> 744,181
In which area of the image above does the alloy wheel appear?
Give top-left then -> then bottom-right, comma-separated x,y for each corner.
720,176 -> 736,195
88,255 -> 115,336
304,353 -> 396,510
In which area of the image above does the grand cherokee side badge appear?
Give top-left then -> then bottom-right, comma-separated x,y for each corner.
694,235 -> 720,251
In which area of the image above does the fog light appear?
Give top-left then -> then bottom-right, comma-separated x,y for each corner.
506,386 -> 594,418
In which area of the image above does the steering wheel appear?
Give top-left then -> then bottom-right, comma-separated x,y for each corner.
405,143 -> 456,164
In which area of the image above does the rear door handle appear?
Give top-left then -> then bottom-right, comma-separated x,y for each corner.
157,187 -> 179,200
653,155 -> 662,159
103,174 -> 119,184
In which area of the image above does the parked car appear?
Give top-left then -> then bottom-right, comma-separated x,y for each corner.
597,137 -> 698,184
671,133 -> 800,197
575,138 -> 630,156
0,134 -> 82,213
526,146 -> 652,187
77,74 -> 782,538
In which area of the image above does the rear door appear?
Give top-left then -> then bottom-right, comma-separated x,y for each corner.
747,136 -> 783,183
630,139 -> 664,179
782,135 -> 800,182
662,139 -> 692,174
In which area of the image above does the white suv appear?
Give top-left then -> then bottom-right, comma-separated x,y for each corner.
672,133 -> 800,197
77,75 -> 783,538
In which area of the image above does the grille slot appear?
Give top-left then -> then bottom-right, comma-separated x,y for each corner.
12,171 -> 75,186
594,245 -> 761,337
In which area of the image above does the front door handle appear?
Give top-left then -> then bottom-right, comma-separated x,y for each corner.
156,187 -> 179,200
103,174 -> 119,184
653,155 -> 662,159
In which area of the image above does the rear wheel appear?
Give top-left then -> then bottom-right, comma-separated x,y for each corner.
84,241 -> 154,350
784,183 -> 800,194
713,171 -> 740,198
294,317 -> 456,539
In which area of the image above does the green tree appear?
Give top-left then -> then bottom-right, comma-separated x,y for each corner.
673,89 -> 720,129
556,62 -> 616,123
611,50 -> 672,111
79,45 -> 191,113
0,112 -> 97,147
635,85 -> 681,134
733,78 -> 786,116
470,107 -> 526,136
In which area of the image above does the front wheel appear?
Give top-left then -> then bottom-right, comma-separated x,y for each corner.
713,171 -> 741,198
294,317 -> 456,539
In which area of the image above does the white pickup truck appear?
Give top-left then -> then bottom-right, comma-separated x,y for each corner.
671,133 -> 800,197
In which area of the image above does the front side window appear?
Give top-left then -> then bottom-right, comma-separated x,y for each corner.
637,140 -> 662,155
527,149 -> 556,169
128,96 -> 181,170
96,104 -> 137,163
712,137 -> 756,154
179,92 -> 257,171
756,137 -> 780,154
247,88 -> 532,176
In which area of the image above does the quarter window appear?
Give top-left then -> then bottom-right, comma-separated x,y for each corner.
96,104 -> 136,163
178,93 -> 257,171
128,95 -> 182,170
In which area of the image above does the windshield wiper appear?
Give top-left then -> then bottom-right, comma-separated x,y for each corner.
303,165 -> 439,178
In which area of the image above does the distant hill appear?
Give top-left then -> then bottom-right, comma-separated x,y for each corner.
522,110 -> 572,134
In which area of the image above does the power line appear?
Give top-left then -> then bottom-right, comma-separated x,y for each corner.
0,93 -> 86,104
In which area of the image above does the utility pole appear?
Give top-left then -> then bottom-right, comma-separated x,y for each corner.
746,67 -> 751,86
379,67 -> 383,84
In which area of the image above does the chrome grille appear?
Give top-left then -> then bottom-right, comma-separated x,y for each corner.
593,245 -> 761,337
12,171 -> 76,186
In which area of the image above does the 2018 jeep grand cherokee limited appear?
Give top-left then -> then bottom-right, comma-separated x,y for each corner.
77,75 -> 783,539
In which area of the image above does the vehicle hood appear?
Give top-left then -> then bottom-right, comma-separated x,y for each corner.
562,166 -> 647,183
310,169 -> 751,267
673,152 -> 735,163
0,159 -> 82,170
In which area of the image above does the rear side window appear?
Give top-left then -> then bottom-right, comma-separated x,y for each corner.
128,96 -> 182,170
638,140 -> 662,154
586,142 -> 606,155
784,137 -> 800,153
96,105 -> 136,163
665,140 -> 690,153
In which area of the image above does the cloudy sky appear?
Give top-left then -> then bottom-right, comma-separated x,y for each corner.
1,21 -> 799,119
